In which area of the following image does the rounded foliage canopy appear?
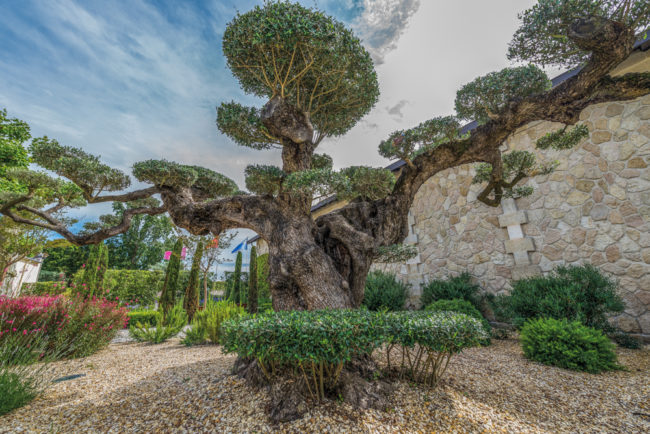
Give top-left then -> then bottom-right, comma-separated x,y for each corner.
508,0 -> 649,67
222,1 -> 379,139
455,65 -> 551,123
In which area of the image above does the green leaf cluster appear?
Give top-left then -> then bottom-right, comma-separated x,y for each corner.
455,65 -> 551,123
508,0 -> 650,67
0,109 -> 31,193
221,0 -> 379,140
537,124 -> 589,150
244,164 -> 285,196
283,166 -> 395,201
520,317 -> 620,373
30,137 -> 130,196
379,116 -> 460,161
216,102 -> 278,149
133,160 -> 238,198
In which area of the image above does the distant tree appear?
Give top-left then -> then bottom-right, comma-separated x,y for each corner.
230,251 -> 243,305
184,239 -> 204,321
2,1 -> 648,310
41,243 -> 88,281
160,239 -> 182,316
248,246 -> 258,314
103,201 -> 175,270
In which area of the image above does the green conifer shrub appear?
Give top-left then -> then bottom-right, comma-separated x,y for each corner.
183,240 -> 204,322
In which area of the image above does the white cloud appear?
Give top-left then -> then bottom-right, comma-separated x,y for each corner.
354,0 -> 421,65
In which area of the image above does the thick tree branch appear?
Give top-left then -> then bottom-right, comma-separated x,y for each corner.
87,186 -> 160,204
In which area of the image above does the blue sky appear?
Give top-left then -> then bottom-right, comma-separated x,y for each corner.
0,0 -> 537,269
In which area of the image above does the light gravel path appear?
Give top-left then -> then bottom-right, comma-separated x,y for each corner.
1,340 -> 648,433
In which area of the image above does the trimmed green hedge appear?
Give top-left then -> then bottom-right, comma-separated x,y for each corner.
221,310 -> 487,398
425,298 -> 491,344
520,318 -> 620,373
126,310 -> 161,328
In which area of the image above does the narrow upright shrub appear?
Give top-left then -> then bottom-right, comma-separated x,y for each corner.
362,270 -> 409,311
184,240 -> 204,322
159,239 -> 182,317
520,318 -> 620,373
230,251 -> 243,305
421,272 -> 482,309
96,242 -> 109,294
256,253 -> 271,309
79,243 -> 100,297
248,246 -> 258,314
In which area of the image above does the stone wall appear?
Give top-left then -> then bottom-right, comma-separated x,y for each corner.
376,95 -> 650,335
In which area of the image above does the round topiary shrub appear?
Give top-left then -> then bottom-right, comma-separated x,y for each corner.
426,298 -> 491,343
362,271 -> 409,311
520,317 -> 620,373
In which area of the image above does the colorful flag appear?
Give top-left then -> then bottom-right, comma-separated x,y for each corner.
231,238 -> 248,253
163,251 -> 172,260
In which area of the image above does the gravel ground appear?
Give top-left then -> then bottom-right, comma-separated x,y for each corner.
1,339 -> 648,433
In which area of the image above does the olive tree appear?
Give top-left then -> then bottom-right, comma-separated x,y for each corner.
1,1 -> 649,311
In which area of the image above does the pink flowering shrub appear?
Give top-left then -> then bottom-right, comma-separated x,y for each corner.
0,295 -> 128,360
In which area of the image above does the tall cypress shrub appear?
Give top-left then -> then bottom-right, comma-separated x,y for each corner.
79,243 -> 100,297
231,251 -> 243,305
160,239 -> 182,316
248,246 -> 258,313
184,240 -> 204,322
95,242 -> 109,297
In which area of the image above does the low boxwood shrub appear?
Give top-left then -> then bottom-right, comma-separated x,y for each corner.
222,310 -> 385,401
520,318 -> 620,373
383,311 -> 488,386
126,310 -> 160,329
425,298 -> 491,344
421,272 -> 482,310
362,271 -> 409,311
221,310 -> 487,399
493,264 -> 624,331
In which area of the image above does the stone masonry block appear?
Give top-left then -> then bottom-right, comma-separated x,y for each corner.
498,211 -> 528,227
505,237 -> 535,254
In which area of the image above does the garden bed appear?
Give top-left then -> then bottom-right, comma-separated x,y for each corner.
0,339 -> 647,433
